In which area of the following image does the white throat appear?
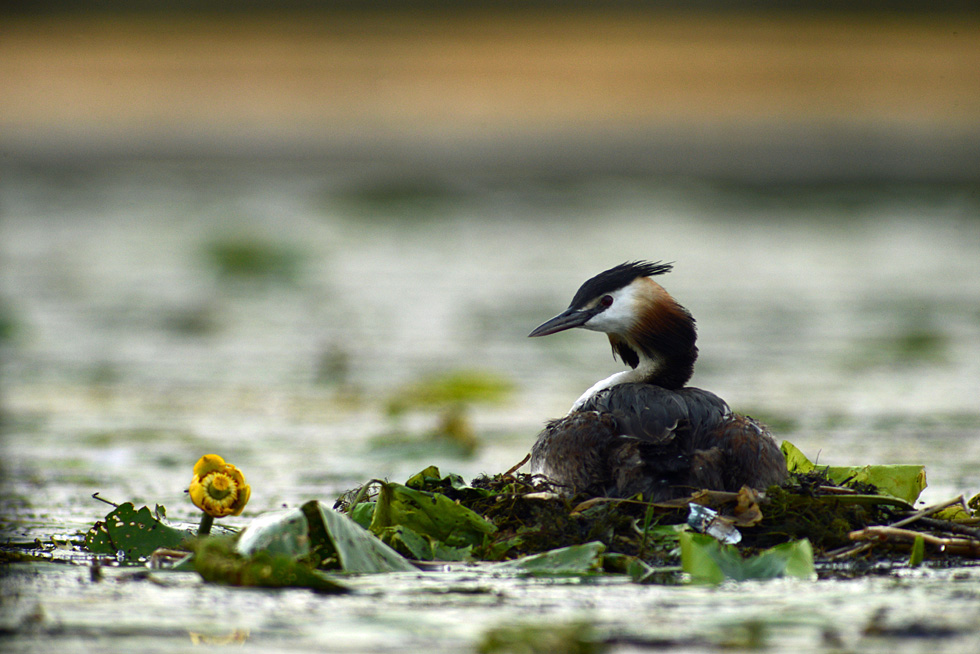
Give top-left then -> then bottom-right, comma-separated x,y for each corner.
569,355 -> 663,412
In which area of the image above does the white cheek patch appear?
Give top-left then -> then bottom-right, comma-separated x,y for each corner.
582,284 -> 638,334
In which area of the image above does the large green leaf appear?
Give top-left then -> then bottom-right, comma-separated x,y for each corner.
369,481 -> 497,549
377,525 -> 433,560
84,502 -> 193,560
235,507 -> 311,559
681,532 -> 815,584
315,503 -> 417,573
349,501 -> 376,529
781,441 -> 926,504
490,542 -> 606,576
235,501 -> 416,573
195,537 -> 348,593
373,524 -> 473,562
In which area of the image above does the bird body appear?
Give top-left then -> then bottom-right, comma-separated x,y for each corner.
528,261 -> 786,500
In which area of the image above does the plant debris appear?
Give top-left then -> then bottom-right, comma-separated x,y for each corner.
334,442 -> 979,579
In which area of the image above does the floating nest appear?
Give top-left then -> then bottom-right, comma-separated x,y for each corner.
336,466 -> 980,569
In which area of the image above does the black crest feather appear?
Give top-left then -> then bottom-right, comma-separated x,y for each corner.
568,261 -> 672,309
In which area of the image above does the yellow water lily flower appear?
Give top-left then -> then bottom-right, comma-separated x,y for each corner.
189,454 -> 251,518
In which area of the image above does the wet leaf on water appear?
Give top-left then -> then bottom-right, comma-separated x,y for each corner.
194,537 -> 348,594
490,542 -> 606,576
235,507 -> 311,559
681,532 -> 816,584
234,501 -> 416,573
85,502 -> 193,560
314,502 -> 417,573
369,480 -> 497,550
781,441 -> 926,504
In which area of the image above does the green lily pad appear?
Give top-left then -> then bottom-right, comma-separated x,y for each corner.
369,481 -> 497,549
681,532 -> 815,584
491,542 -> 606,576
194,537 -> 348,593
235,507 -> 311,559
781,441 -> 926,504
85,502 -> 193,560
235,501 -> 416,573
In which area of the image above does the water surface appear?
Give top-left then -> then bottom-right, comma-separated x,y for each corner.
2,162 -> 979,652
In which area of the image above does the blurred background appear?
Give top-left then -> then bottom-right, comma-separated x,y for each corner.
2,2 -> 979,533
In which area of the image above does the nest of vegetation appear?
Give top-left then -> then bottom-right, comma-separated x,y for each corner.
336,466 -> 980,568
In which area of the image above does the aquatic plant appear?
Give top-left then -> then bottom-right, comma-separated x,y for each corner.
189,454 -> 251,534
70,443 -> 980,591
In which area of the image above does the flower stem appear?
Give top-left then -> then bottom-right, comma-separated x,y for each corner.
197,512 -> 214,536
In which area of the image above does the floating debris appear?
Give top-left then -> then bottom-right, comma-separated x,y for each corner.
687,504 -> 741,545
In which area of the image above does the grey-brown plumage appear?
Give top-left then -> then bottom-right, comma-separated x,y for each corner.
528,261 -> 787,500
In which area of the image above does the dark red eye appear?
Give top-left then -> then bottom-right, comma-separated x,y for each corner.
599,295 -> 614,308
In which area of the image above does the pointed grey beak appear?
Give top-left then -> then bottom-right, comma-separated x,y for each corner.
528,307 -> 592,337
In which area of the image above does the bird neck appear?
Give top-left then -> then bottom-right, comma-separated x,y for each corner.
607,295 -> 698,390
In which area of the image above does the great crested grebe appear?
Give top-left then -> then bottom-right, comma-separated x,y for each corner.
528,261 -> 786,500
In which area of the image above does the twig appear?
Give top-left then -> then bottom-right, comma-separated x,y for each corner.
848,526 -> 980,557
345,479 -> 385,513
817,485 -> 859,495
503,453 -> 531,478
826,495 -> 965,560
92,492 -> 119,508
916,516 -> 980,540
886,495 -> 965,530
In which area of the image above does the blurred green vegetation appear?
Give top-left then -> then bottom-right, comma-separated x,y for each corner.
203,235 -> 304,283
333,178 -> 472,220
374,370 -> 516,457
478,621 -> 603,654
0,300 -> 18,344
386,369 -> 514,416
847,327 -> 951,369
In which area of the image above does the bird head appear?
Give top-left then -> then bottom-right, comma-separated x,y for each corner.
529,261 -> 698,388
528,261 -> 675,338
